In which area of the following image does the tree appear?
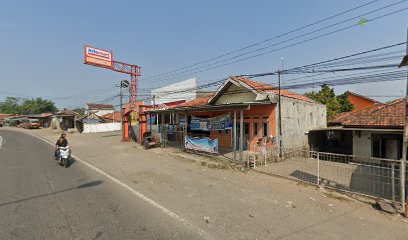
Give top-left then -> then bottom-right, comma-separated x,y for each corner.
0,97 -> 21,114
0,97 -> 58,114
72,107 -> 85,116
305,84 -> 354,119
19,98 -> 58,114
337,91 -> 354,113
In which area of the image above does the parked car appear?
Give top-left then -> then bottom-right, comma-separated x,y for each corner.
20,119 -> 40,129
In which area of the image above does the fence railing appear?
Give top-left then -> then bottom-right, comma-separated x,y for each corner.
161,129 -> 184,149
248,146 -> 406,204
158,129 -> 406,203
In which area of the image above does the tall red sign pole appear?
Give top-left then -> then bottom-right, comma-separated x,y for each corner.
84,46 -> 142,142
112,60 -> 141,102
84,46 -> 142,102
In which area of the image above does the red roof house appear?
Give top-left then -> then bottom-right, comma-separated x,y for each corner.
330,98 -> 403,129
146,76 -> 326,155
101,112 -> 122,122
311,98 -> 405,159
346,92 -> 382,112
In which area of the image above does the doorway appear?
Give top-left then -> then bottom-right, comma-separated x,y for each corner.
236,122 -> 250,150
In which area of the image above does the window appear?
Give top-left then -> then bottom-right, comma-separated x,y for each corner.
244,123 -> 250,135
371,134 -> 403,159
225,129 -> 229,134
262,122 -> 268,137
372,138 -> 382,158
253,122 -> 258,136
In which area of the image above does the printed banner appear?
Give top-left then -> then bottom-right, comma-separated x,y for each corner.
190,113 -> 232,131
147,115 -> 156,125
185,136 -> 219,154
130,111 -> 138,125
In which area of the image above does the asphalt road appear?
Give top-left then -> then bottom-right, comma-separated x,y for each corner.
0,130 -> 207,240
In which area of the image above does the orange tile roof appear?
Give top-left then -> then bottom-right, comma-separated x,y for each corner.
330,99 -> 404,129
157,77 -> 315,109
101,112 -> 122,122
173,94 -> 214,108
231,76 -> 315,103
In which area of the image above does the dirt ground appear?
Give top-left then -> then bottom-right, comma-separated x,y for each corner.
10,127 -> 408,240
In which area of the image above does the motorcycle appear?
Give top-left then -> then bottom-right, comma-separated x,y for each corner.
57,146 -> 70,168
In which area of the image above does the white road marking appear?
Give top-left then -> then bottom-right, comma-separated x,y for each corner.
22,131 -> 215,240
0,136 -> 4,150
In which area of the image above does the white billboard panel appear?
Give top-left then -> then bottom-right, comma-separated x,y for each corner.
151,78 -> 198,105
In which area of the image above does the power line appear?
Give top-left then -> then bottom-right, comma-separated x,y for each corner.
240,42 -> 406,77
137,42 -> 408,101
142,1 -> 408,84
142,0 -> 383,81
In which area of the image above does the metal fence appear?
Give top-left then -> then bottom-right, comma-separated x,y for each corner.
249,146 -> 406,204
161,128 -> 184,149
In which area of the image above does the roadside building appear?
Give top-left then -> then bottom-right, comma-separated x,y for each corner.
1,114 -> 23,127
85,103 -> 115,118
0,114 -> 13,127
346,92 -> 381,112
145,77 -> 326,161
309,98 -> 404,160
101,112 -> 122,123
27,113 -> 53,128
52,109 -> 78,130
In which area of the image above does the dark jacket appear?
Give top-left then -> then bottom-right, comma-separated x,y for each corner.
56,139 -> 68,147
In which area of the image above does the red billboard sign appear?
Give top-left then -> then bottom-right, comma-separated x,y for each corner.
84,46 -> 113,68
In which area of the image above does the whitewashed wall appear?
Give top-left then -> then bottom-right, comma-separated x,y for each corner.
280,97 -> 327,149
352,130 -> 401,159
82,123 -> 121,133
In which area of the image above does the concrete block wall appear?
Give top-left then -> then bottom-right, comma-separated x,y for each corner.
280,97 -> 327,149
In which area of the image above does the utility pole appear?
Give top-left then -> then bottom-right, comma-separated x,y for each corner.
117,80 -> 129,141
152,95 -> 156,109
278,70 -> 283,157
276,57 -> 285,157
401,27 -> 408,215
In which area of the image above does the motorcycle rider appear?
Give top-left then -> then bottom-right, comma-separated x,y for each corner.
54,134 -> 69,160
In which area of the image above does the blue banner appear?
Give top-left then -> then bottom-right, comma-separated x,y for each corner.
147,115 -> 156,125
185,136 -> 219,154
190,113 -> 232,131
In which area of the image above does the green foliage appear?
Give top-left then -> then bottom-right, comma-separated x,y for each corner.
0,97 -> 21,114
337,91 -> 354,113
305,85 -> 354,119
72,107 -> 85,115
0,97 -> 58,114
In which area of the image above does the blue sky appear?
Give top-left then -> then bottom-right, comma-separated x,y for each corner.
0,0 -> 407,109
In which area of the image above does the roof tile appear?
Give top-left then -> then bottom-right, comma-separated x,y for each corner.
330,99 -> 404,128
101,112 -> 122,122
231,77 -> 315,103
